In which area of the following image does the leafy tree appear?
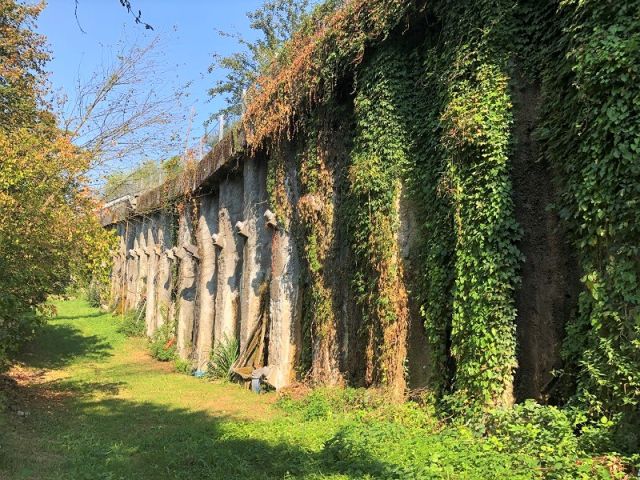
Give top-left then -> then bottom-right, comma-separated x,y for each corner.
0,0 -> 114,369
103,156 -> 184,201
207,0 -> 315,119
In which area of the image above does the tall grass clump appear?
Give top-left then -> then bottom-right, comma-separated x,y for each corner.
206,335 -> 239,381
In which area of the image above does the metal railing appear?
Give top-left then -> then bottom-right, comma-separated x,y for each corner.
102,113 -> 235,204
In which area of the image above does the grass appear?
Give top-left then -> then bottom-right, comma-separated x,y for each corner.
0,299 -> 624,479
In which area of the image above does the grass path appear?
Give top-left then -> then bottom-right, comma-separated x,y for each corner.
0,299 -> 326,479
1,299 -> 612,479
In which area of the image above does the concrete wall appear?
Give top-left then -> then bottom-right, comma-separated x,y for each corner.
103,123 -> 577,396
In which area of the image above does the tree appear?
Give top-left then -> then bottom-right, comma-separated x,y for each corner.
57,37 -> 187,174
102,156 -> 184,201
0,0 -> 114,369
207,0 -> 314,119
0,0 -> 48,128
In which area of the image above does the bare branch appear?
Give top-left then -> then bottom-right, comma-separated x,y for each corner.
58,37 -> 188,174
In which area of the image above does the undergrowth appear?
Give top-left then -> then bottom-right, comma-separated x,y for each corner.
149,319 -> 177,362
206,334 -> 239,381
116,303 -> 146,338
276,388 -> 634,479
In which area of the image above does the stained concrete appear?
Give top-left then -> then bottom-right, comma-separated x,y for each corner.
155,211 -> 174,330
176,203 -> 198,360
267,227 -> 303,389
144,215 -> 159,337
109,223 -> 127,310
213,176 -> 244,347
125,220 -> 139,310
134,217 -> 149,309
239,157 -> 271,353
399,187 -> 432,388
511,79 -> 581,402
194,195 -> 219,371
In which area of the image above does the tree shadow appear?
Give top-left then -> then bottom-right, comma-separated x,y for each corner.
53,311 -> 107,321
1,376 -> 391,480
16,322 -> 113,369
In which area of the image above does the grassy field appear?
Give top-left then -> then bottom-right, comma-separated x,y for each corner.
0,299 -> 621,479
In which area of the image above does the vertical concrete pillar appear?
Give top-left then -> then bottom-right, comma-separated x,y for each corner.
176,203 -> 198,360
144,214 -> 159,337
137,218 -> 150,310
155,211 -> 174,330
267,227 -> 302,390
213,176 -> 244,347
110,223 -> 126,310
239,157 -> 271,352
194,195 -> 219,371
126,220 -> 139,311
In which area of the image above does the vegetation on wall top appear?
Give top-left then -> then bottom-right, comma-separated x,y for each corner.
242,0 -> 419,149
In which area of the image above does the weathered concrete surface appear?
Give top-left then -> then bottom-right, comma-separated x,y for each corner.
213,176 -> 244,347
176,203 -> 198,360
155,212 -> 174,331
399,188 -> 432,389
134,217 -> 149,309
109,223 -> 127,310
511,79 -> 581,403
194,195 -> 219,371
267,227 -> 302,389
125,220 -> 139,311
144,215 -> 159,337
239,157 -> 271,352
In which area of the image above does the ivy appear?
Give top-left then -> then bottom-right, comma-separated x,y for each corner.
258,0 -> 640,440
347,42 -> 414,394
409,0 -> 523,407
537,0 -> 640,447
298,109 -> 341,383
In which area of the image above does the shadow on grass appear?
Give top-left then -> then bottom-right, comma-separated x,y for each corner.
16,322 -> 112,369
53,311 -> 107,321
1,377 -> 390,480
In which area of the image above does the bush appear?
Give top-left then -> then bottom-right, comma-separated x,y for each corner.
278,387 -> 439,429
0,293 -> 45,372
206,335 -> 239,381
86,282 -> 102,309
149,319 -> 177,362
485,401 -> 619,479
174,357 -> 193,375
116,304 -> 146,338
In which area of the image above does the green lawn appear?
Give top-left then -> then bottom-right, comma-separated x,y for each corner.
0,299 -> 617,479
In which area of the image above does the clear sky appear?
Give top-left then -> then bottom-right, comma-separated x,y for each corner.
38,0 -> 265,173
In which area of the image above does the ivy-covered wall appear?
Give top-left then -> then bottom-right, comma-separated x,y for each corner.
105,0 -> 640,451
256,0 -> 639,438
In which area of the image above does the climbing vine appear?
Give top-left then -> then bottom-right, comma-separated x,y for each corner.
410,0 -> 523,407
348,43 -> 414,394
244,0 -> 418,149
101,0 -> 640,444
297,109 -> 342,383
536,0 -> 640,445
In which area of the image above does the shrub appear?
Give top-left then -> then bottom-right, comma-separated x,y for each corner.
116,304 -> 146,338
206,335 -> 239,381
85,282 -> 102,309
174,357 -> 193,375
149,319 -> 177,362
278,387 -> 439,429
484,401 -> 621,479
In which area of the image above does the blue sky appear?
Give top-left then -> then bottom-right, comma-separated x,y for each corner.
38,0 -> 265,172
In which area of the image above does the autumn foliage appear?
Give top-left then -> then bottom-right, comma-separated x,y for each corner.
0,0 -> 113,368
242,0 -> 417,149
